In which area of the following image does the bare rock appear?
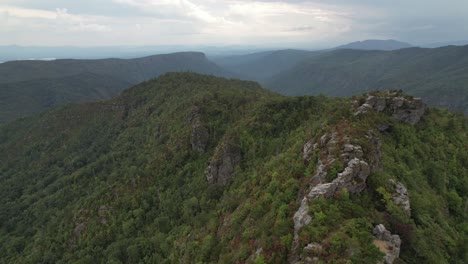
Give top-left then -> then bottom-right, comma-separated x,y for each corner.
304,243 -> 324,256
307,182 -> 337,199
391,97 -> 426,125
303,140 -> 315,162
366,96 -> 387,112
373,224 -> 401,264
355,103 -> 373,115
310,160 -> 327,186
389,179 -> 411,216
334,158 -> 370,193
355,94 -> 426,125
293,198 -> 312,235
341,144 -> 363,161
205,140 -> 241,186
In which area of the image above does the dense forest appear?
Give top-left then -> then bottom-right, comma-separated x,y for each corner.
0,73 -> 466,263
265,45 -> 468,114
0,52 -> 232,123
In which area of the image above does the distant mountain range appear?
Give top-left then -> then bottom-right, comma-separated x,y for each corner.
0,52 -> 233,123
212,49 -> 320,83
265,45 -> 468,113
211,40 -> 413,83
421,40 -> 468,48
334,39 -> 413,51
2,40 -> 468,124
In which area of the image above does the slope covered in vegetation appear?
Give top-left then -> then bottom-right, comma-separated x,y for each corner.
0,73 -> 466,263
266,45 -> 468,114
0,52 -> 232,123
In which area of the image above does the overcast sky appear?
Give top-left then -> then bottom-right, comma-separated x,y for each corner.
1,0 -> 467,48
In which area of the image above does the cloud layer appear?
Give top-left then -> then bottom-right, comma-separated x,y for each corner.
1,0 -> 467,47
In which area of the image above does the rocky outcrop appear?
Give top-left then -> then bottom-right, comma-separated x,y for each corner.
291,131 -> 382,263
303,140 -> 316,162
373,224 -> 401,264
205,140 -> 241,186
355,93 -> 426,125
301,243 -> 323,264
389,179 -> 411,216
189,107 -> 209,154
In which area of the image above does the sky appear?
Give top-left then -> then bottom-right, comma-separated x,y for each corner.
1,0 -> 467,48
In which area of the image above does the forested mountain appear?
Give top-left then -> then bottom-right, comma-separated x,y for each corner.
266,45 -> 468,113
212,49 -> 320,83
335,40 -> 412,51
0,52 -> 233,123
1,73 -> 466,263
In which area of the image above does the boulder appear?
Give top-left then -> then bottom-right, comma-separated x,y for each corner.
373,224 -> 401,264
389,179 -> 411,216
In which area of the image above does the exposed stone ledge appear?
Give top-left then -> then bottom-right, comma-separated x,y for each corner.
355,93 -> 426,125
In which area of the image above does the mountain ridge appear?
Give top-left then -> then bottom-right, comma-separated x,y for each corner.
0,52 -> 234,123
266,45 -> 468,113
0,73 -> 466,263
335,39 -> 413,51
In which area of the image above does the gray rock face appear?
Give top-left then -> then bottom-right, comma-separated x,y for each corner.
291,132 -> 382,263
373,224 -> 401,264
293,197 -> 312,238
189,107 -> 209,154
389,179 -> 411,216
366,95 -> 387,112
391,97 -> 425,125
355,93 -> 426,125
307,158 -> 370,199
303,140 -> 316,162
205,141 -> 241,186
304,243 -> 324,255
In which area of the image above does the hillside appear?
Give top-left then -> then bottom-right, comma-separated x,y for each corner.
0,52 -> 233,123
266,45 -> 468,113
0,73 -> 466,263
212,49 -> 320,83
335,40 -> 413,51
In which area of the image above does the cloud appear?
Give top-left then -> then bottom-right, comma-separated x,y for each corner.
0,5 -> 111,33
287,25 -> 315,32
1,0 -> 467,47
